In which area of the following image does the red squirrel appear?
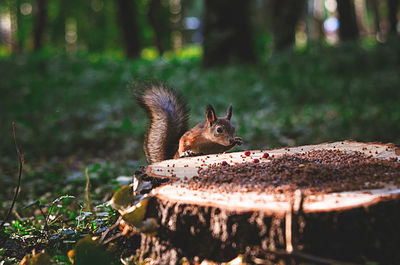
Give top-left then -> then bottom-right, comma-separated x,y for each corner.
136,82 -> 242,164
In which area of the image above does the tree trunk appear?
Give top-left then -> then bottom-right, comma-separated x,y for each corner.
50,0 -> 68,48
337,0 -> 359,41
388,0 -> 399,35
116,0 -> 141,59
202,0 -> 256,67
147,0 -> 171,56
33,0 -> 47,51
7,0 -> 19,53
138,141 -> 400,264
367,0 -> 381,38
270,0 -> 306,51
15,0 -> 23,52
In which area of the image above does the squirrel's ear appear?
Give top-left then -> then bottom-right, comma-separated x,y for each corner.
225,104 -> 232,120
206,104 -> 216,124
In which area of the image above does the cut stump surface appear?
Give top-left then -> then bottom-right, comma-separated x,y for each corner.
140,141 -> 400,264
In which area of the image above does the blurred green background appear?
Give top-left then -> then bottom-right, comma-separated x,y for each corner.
0,0 -> 399,263
0,0 -> 398,161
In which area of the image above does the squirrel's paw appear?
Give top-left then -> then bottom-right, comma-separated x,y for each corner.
180,150 -> 204,158
231,137 -> 243,146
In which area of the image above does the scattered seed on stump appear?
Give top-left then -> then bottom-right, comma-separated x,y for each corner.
184,150 -> 400,197
262,153 -> 269,159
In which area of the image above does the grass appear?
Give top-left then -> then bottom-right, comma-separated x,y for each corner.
0,41 -> 399,263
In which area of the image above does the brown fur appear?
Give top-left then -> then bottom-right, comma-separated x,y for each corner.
136,82 -> 189,163
136,82 -> 241,164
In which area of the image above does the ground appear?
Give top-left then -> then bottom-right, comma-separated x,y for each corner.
0,42 -> 399,263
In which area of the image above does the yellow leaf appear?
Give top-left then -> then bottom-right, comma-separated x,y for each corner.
20,251 -> 52,265
69,236 -> 114,265
109,185 -> 133,211
121,198 -> 149,226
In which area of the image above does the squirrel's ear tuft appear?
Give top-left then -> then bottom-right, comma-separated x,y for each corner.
206,105 -> 216,124
225,104 -> 232,120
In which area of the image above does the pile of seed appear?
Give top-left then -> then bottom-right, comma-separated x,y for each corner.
187,150 -> 400,195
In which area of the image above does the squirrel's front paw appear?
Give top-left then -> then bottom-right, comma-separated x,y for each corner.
180,150 -> 204,158
231,137 -> 243,146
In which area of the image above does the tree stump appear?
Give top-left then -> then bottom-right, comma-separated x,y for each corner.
139,141 -> 400,264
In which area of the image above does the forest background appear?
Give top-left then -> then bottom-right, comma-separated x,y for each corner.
0,0 -> 399,264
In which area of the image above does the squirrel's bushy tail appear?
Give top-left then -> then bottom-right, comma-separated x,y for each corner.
135,82 -> 189,164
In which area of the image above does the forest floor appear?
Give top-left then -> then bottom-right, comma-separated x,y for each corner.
0,42 -> 400,264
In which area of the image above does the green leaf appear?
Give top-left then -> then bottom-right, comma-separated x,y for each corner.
89,164 -> 102,174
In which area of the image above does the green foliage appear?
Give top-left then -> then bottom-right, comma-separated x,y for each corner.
1,193 -> 118,264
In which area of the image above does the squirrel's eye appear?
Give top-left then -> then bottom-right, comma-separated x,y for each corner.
216,127 -> 223,133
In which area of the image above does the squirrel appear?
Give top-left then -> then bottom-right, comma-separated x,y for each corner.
135,82 -> 242,164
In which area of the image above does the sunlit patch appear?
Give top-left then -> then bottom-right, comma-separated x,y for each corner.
20,3 -> 33,16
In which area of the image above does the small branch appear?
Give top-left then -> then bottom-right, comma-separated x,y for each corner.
36,203 -> 49,231
1,122 -> 24,228
13,210 -> 23,222
99,217 -> 122,244
85,167 -> 91,212
102,232 -> 123,245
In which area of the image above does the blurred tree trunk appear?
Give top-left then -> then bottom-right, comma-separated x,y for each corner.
337,0 -> 359,41
270,0 -> 306,51
388,0 -> 399,35
15,0 -> 23,52
116,0 -> 141,58
307,0 -> 325,42
50,0 -> 68,48
147,0 -> 171,55
7,0 -> 20,53
33,0 -> 47,51
202,0 -> 256,67
87,3 -> 107,52
367,0 -> 381,37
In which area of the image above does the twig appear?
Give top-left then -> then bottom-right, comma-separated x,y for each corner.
37,204 -> 47,224
13,210 -> 23,222
85,167 -> 91,212
99,217 -> 122,244
102,232 -> 123,245
36,203 -> 49,230
1,122 -> 24,228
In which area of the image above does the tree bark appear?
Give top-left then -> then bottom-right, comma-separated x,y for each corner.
140,195 -> 400,264
270,0 -> 306,51
116,0 -> 141,59
33,0 -> 47,51
202,0 -> 256,67
337,0 -> 359,41
138,141 -> 400,264
388,0 -> 399,35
